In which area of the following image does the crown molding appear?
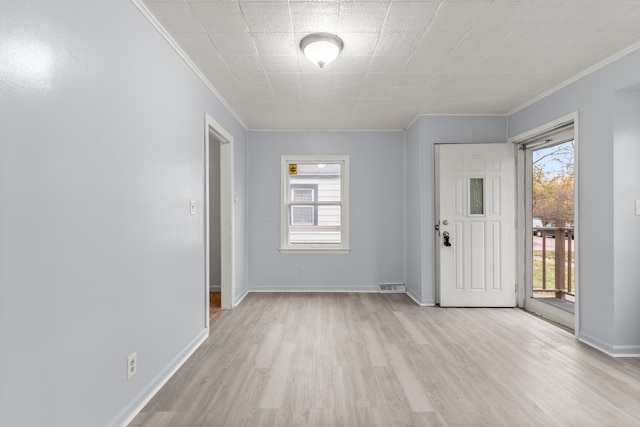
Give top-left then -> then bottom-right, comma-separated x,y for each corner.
508,41 -> 640,116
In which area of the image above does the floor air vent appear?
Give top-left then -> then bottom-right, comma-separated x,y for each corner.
379,283 -> 406,293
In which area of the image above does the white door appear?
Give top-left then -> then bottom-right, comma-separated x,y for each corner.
436,143 -> 516,307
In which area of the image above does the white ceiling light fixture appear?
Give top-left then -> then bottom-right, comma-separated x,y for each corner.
300,33 -> 344,69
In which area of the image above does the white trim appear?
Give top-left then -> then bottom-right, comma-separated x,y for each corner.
405,114 -> 421,131
579,333 -> 640,358
515,145 -> 526,309
402,131 -> 408,293
508,112 -> 578,144
406,287 -> 435,306
250,127 -> 410,132
130,0 -> 247,131
573,116 -> 580,337
579,333 -> 615,356
220,134 -> 235,310
509,42 -> 640,116
247,287 -> 381,293
278,249 -> 350,255
416,113 -> 506,118
433,144 -> 440,305
204,122 -> 211,327
113,329 -> 208,427
235,289 -> 435,306
250,129 -> 405,133
205,114 -> 235,311
611,345 -> 640,357
234,288 -> 250,307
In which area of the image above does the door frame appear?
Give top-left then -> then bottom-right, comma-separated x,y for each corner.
205,114 -> 235,323
510,112 -> 579,336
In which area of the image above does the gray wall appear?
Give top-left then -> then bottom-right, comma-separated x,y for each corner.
405,121 -> 423,302
509,48 -> 640,354
613,90 -> 640,348
405,116 -> 508,305
247,131 -> 405,291
0,0 -> 247,426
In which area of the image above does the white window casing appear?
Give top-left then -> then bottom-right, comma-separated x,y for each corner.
280,155 -> 350,253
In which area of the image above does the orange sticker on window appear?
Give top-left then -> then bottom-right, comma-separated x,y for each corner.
289,164 -> 298,175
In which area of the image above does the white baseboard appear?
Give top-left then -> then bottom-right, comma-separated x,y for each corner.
244,287 -> 435,306
234,288 -> 250,306
406,287 -> 435,306
112,328 -> 209,427
579,332 -> 640,357
247,285 -> 380,293
611,344 -> 640,357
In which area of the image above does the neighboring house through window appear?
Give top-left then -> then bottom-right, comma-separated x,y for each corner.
281,155 -> 349,253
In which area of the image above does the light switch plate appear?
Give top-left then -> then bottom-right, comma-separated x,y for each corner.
636,199 -> 640,216
127,352 -> 137,380
190,200 -> 196,215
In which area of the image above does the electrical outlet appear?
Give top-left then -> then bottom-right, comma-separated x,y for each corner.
127,353 -> 137,380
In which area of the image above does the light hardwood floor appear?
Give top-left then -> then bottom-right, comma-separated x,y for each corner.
130,293 -> 640,427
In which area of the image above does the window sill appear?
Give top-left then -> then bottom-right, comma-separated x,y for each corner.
279,248 -> 350,255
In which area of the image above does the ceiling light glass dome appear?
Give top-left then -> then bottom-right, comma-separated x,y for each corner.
300,33 -> 344,69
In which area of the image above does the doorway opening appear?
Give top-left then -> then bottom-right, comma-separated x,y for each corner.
208,130 -> 223,325
532,140 -> 575,312
205,114 -> 235,329
514,115 -> 578,332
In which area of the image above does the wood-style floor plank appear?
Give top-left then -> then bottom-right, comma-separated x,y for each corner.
209,292 -> 223,325
130,293 -> 640,427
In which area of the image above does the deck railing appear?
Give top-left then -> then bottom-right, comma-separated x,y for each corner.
534,227 -> 575,299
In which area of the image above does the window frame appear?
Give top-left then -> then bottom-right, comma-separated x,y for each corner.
280,155 -> 350,254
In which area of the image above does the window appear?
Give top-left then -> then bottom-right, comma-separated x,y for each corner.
281,155 -> 349,253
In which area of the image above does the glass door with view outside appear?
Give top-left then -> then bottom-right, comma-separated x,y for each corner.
531,140 -> 575,318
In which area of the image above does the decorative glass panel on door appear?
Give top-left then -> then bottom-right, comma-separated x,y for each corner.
469,178 -> 484,215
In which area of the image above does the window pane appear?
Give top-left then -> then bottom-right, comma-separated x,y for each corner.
289,206 -> 342,244
290,163 -> 341,202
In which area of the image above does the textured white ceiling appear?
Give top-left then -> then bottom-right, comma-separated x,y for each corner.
138,0 -> 640,130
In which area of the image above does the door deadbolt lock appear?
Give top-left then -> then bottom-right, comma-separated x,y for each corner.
443,231 -> 452,247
